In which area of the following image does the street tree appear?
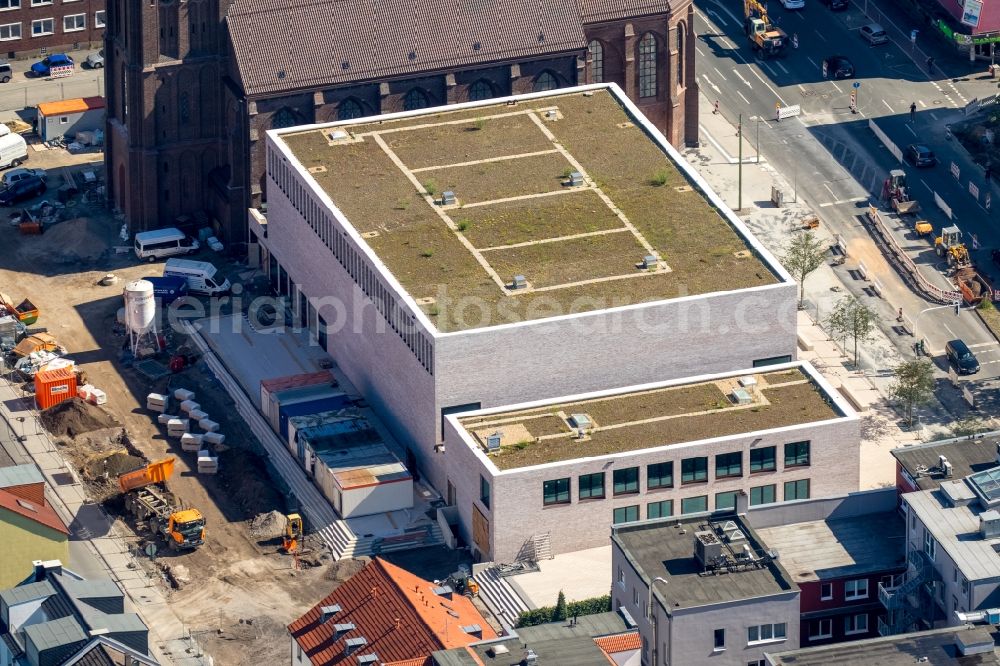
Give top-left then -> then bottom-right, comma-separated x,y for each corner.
552,590 -> 567,621
827,296 -> 877,366
782,231 -> 827,307
889,359 -> 935,428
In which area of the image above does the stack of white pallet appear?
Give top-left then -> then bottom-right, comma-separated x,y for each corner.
147,393 -> 169,413
166,418 -> 190,438
180,433 -> 204,452
198,418 -> 219,433
179,400 -> 200,415
174,388 -> 195,402
157,413 -> 178,425
197,449 -> 219,474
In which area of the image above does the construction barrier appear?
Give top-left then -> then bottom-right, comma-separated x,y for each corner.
835,234 -> 848,256
869,119 -> 903,163
864,205 -> 962,304
871,279 -> 884,297
857,261 -> 869,281
934,192 -> 953,219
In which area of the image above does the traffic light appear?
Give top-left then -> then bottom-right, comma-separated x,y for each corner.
954,300 -> 961,316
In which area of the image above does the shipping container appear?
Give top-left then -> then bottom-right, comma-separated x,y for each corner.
286,409 -> 364,460
312,443 -> 413,518
276,393 -> 353,441
34,366 -> 77,410
259,370 -> 335,410
265,384 -> 342,434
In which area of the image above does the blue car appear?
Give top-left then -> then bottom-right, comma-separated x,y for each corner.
30,54 -> 74,77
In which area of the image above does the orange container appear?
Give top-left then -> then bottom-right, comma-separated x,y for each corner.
34,367 -> 78,410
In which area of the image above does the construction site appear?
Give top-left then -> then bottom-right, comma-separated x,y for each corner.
0,135 -> 474,664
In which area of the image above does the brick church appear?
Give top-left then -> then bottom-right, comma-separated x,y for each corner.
104,0 -> 698,247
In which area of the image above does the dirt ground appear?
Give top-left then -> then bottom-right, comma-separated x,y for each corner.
0,148 -> 339,665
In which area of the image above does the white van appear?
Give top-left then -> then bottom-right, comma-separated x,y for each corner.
0,130 -> 28,170
163,258 -> 231,296
133,227 -> 200,262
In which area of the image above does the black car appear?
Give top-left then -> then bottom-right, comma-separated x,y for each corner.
824,56 -> 855,79
946,339 -> 980,375
0,174 -> 46,206
906,144 -> 937,167
821,0 -> 849,9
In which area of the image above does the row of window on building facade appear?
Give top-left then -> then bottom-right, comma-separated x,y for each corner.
0,9 -> 104,41
266,152 -> 435,374
478,441 -> 813,520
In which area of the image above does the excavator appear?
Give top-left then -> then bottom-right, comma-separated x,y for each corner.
935,225 -> 971,268
744,0 -> 787,58
118,457 -> 206,550
282,513 -> 303,553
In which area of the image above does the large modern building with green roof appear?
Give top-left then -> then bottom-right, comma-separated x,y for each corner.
255,83 -> 800,500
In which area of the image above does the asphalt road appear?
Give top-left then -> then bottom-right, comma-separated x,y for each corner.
0,47 -> 104,114
694,0 -> 1000,393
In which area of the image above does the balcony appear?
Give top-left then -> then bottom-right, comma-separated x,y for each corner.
878,582 -> 897,609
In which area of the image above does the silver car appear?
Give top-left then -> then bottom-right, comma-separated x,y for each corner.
85,52 -> 104,69
1,168 -> 47,189
860,23 -> 889,45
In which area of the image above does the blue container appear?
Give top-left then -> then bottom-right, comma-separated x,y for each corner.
277,394 -> 352,441
142,276 -> 189,305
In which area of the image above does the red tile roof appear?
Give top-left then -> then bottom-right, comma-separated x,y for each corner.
594,632 -> 641,654
226,0 -> 586,97
288,558 -> 496,665
580,0 -> 668,23
0,486 -> 69,536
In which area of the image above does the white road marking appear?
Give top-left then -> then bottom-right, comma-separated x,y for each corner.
761,61 -> 778,77
944,322 -> 957,337
970,341 -> 999,348
823,182 -> 836,196
882,99 -> 893,112
696,46 -> 706,57
700,75 -> 722,94
814,29 -> 828,41
819,197 -> 868,207
746,65 -> 787,104
713,67 -> 728,80
775,60 -> 789,74
706,8 -> 729,25
737,90 -> 751,104
920,179 -> 933,193
807,57 -> 819,69
831,81 -> 843,93
906,125 -> 917,136
919,100 -> 928,107
929,111 -> 939,120
798,84 -> 809,94
733,68 -> 753,88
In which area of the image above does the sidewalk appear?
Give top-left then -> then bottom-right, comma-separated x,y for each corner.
0,382 -> 210,666
685,92 -> 954,484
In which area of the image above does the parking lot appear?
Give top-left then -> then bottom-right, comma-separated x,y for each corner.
0,47 -> 104,114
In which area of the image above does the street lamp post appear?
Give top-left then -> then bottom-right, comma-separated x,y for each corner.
737,113 -> 743,211
648,577 -> 669,666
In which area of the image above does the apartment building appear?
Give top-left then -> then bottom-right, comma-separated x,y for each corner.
612,512 -> 801,666
882,464 -> 1000,635
892,437 -> 1000,495
257,85 -> 798,496
0,0 -> 104,59
442,361 -> 858,563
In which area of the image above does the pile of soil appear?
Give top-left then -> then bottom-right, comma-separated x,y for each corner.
23,217 -> 111,264
248,510 -> 286,540
324,556 -> 368,583
40,398 -> 118,438
217,448 -> 285,518
84,451 -> 145,479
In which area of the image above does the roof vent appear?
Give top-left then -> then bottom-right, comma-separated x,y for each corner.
694,530 -> 723,569
440,191 -> 456,206
357,654 -> 379,665
569,414 -> 591,429
334,622 -> 355,637
487,645 -> 510,657
320,605 -> 342,623
955,627 -> 995,656
524,648 -> 539,664
981,510 -> 1000,539
473,42 -> 482,51
510,275 -> 528,290
344,637 -> 367,656
432,585 -> 453,599
328,130 -> 349,142
563,170 -> 583,187
940,455 -> 954,478
738,375 -> 758,389
940,479 -> 975,508
486,432 -> 502,451
642,254 -> 657,270
16,499 -> 37,512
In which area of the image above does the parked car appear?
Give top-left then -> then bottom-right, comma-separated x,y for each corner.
820,0 -> 849,10
779,0 -> 805,8
946,339 -> 980,375
824,55 -> 855,79
84,52 -> 104,69
30,54 -> 74,77
1,168 -> 46,189
0,175 -> 45,206
860,23 -> 889,45
906,144 -> 937,167
0,63 -> 11,84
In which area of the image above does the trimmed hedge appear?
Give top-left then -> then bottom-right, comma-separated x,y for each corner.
515,594 -> 612,627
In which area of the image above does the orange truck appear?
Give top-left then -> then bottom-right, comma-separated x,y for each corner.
119,457 -> 205,550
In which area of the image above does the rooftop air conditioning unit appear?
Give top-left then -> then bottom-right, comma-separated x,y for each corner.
441,191 -> 456,205
739,375 -> 757,389
694,530 -> 723,568
356,655 -> 379,665
732,388 -> 752,405
511,275 -> 528,290
981,509 -> 1000,539
487,645 -> 510,657
523,649 -> 539,664
642,255 -> 657,270
569,414 -> 592,429
328,130 -> 349,141
568,171 -> 583,186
